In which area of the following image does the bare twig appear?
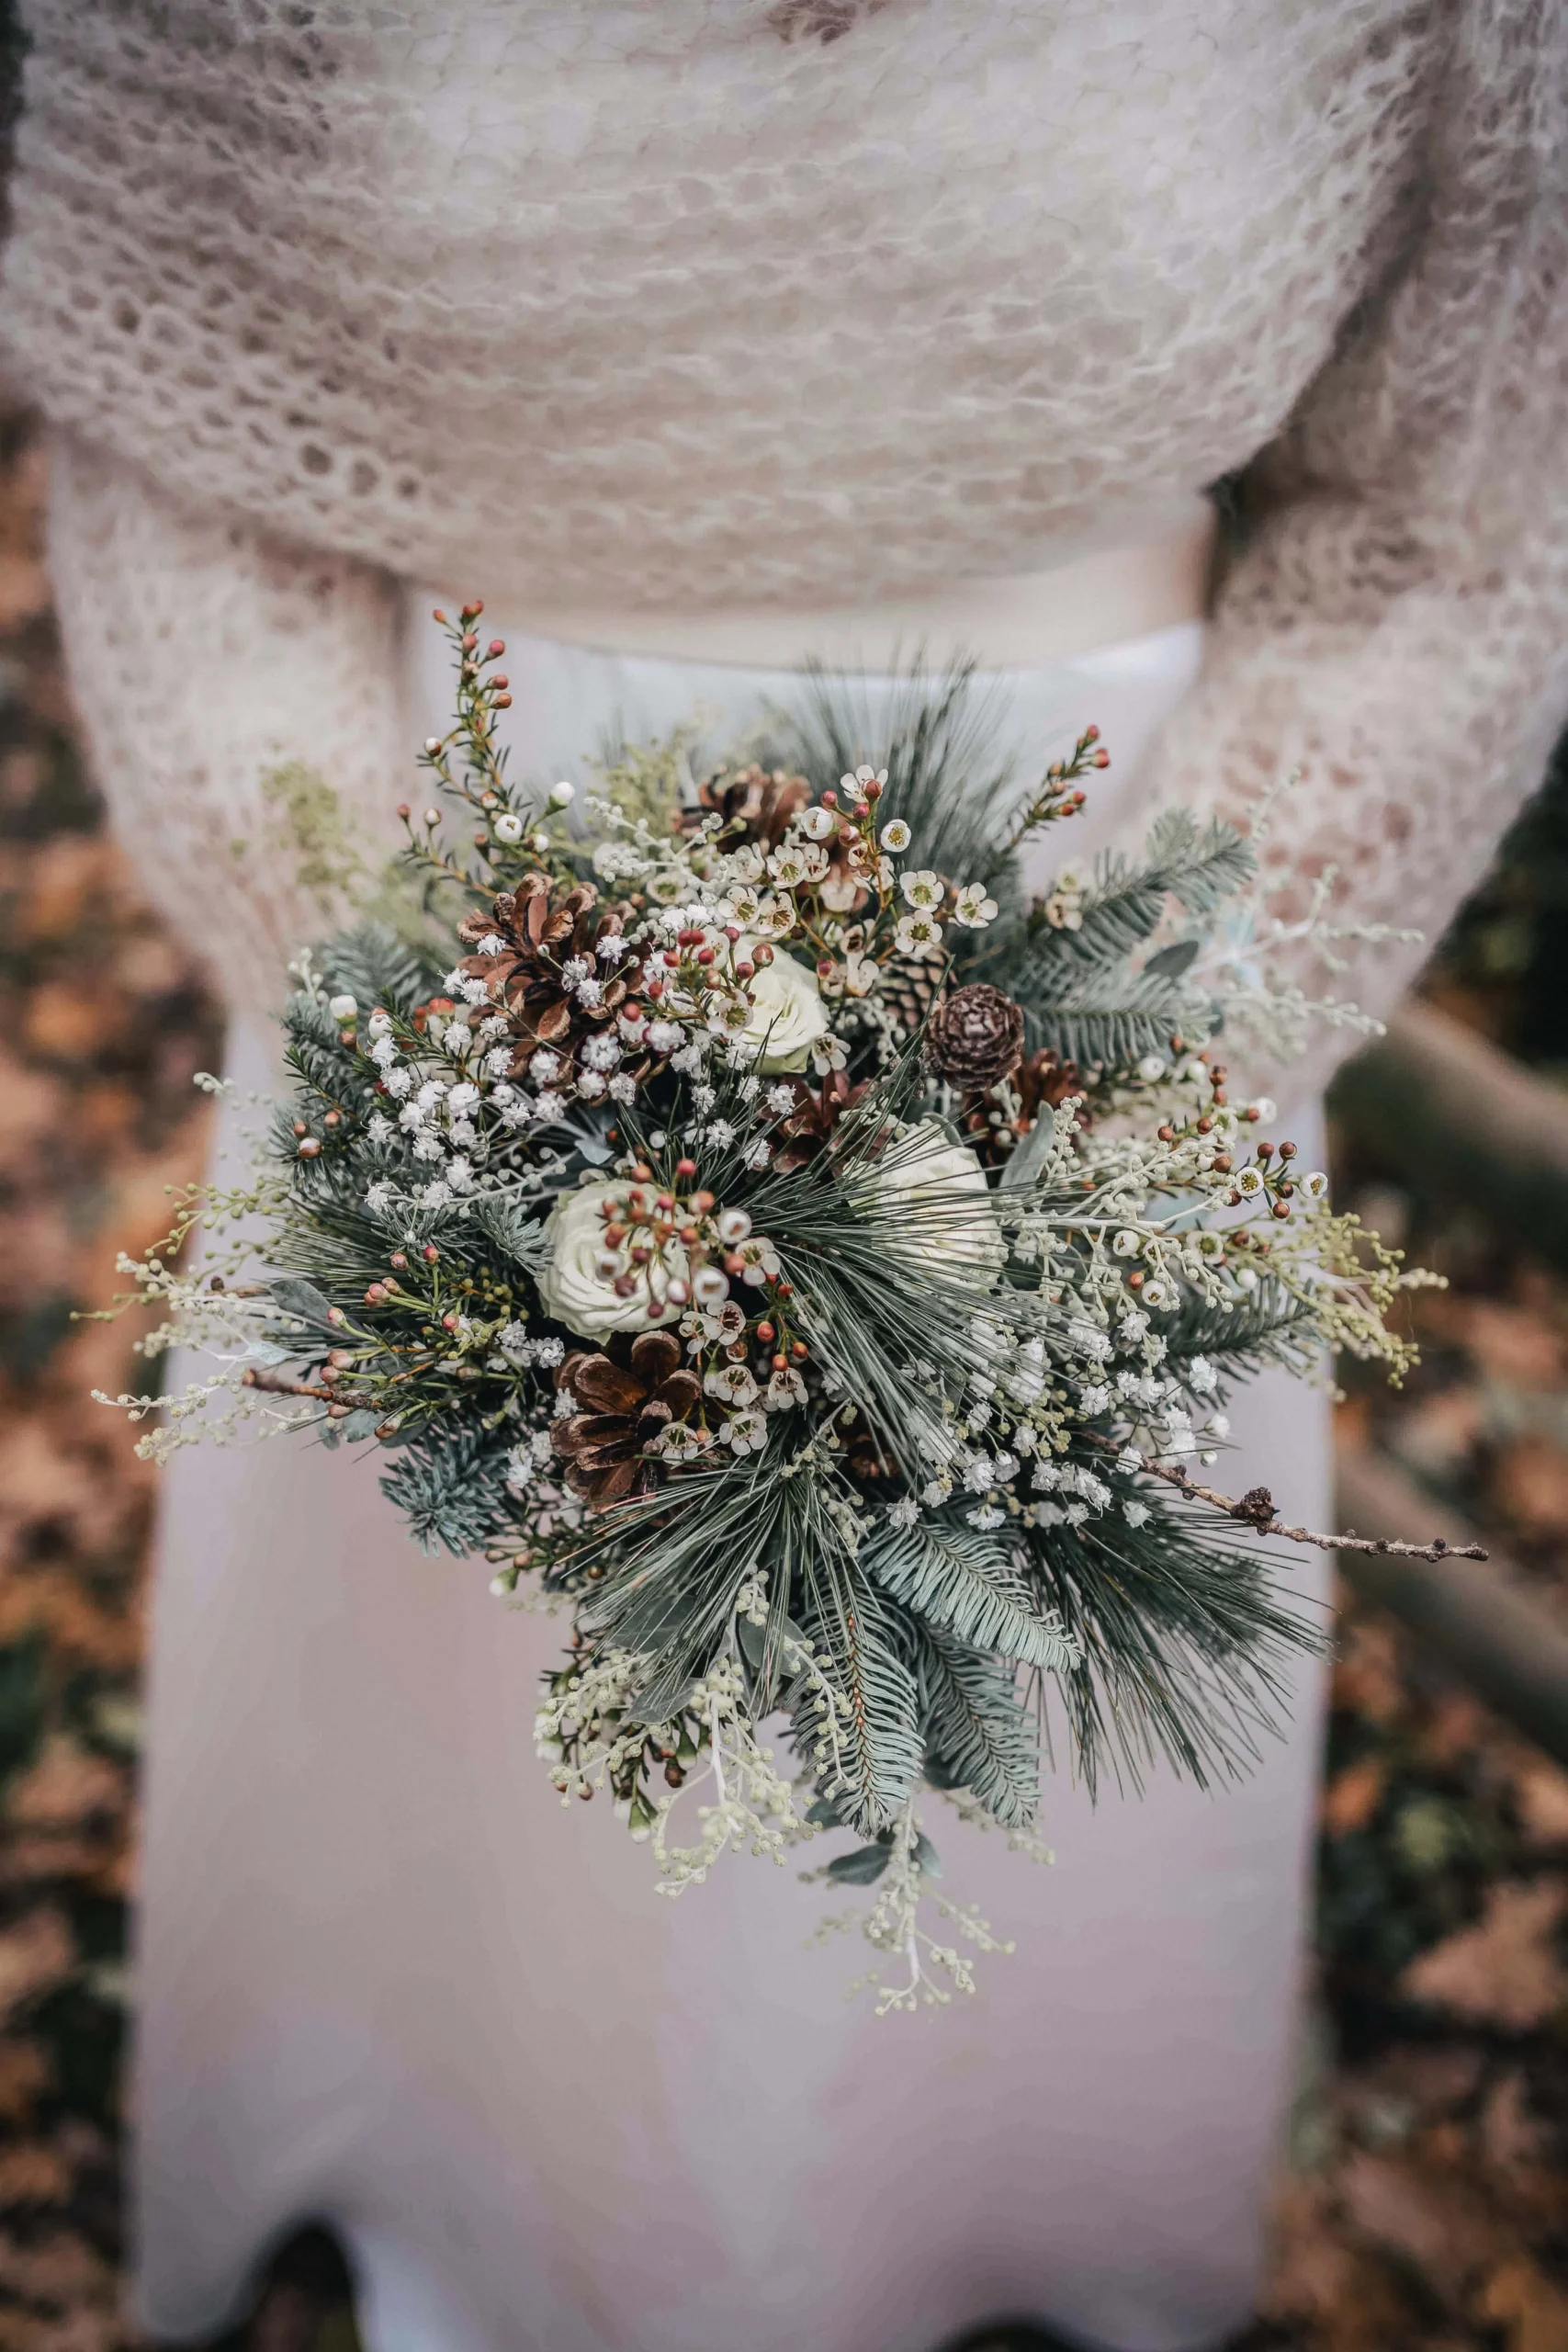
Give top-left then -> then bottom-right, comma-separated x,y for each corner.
240,1367 -> 371,1410
1080,1432 -> 1488,1563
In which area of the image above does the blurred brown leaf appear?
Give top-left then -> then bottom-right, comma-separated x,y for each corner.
1399,1880 -> 1567,2030
1478,2258 -> 1568,2352
1495,1438 -> 1568,1542
1324,1756 -> 1386,1837
1464,1303 -> 1565,1388
0,1909 -> 73,2029
1512,1760 -> 1568,1848
7,1740 -> 123,1835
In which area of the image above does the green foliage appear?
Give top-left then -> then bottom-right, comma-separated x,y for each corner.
316,921 -> 444,1016
908,1623 -> 1041,1829
591,726 -> 697,832
1162,1279 -> 1318,1385
863,1516 -> 1076,1672
576,1457 -> 789,1719
779,661 -> 1031,907
379,1429 -> 512,1556
1007,807 -> 1255,1071
1026,1496 -> 1317,1797
795,1558 -> 925,1835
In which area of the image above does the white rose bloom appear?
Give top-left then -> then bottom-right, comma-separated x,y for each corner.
739,949 -> 830,1073
863,1121 -> 1005,1280
537,1181 -> 690,1340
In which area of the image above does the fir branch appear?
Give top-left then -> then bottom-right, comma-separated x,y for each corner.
797,1558 -> 925,1835
907,1623 -> 1041,1829
380,1428 -> 513,1556
863,1518 -> 1078,1672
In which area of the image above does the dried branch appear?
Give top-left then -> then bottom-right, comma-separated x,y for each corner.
240,1366 -> 370,1409
1081,1432 -> 1488,1563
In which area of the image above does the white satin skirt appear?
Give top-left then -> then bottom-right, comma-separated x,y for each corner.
132,567 -> 1331,2352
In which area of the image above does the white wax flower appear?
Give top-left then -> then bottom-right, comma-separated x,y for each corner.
864,1121 -> 1005,1279
537,1181 -> 688,1339
739,948 -> 830,1073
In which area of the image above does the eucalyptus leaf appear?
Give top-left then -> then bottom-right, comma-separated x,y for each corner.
1142,937 -> 1200,980
999,1113 -> 1059,1192
912,1830 -> 942,1880
269,1276 -> 334,1327
826,1842 -> 893,1886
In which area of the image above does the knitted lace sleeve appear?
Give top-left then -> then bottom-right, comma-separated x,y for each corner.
45,438 -> 408,1008
1126,5 -> 1568,1092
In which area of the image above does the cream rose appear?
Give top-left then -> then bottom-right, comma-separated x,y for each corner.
739,947 -> 830,1073
537,1181 -> 689,1340
863,1121 -> 1005,1280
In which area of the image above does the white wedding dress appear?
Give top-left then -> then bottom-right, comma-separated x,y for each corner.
135,524 -> 1331,2352
9,9 -> 1558,2346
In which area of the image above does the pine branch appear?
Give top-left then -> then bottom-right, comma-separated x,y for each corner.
1159,1280 -> 1316,1379
1023,1493 -> 1315,1797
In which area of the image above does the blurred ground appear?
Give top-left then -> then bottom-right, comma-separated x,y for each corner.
0,409 -> 1566,2351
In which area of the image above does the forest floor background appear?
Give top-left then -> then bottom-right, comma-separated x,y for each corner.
1,413 -> 1568,2352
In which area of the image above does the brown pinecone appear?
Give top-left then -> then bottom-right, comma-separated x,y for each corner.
772,1069 -> 864,1172
692,763 -> 811,849
1015,1046 -> 1083,1120
551,1333 -> 703,1509
961,1045 -> 1084,1167
455,873 -> 637,1071
927,982 -> 1025,1090
879,952 -> 943,1043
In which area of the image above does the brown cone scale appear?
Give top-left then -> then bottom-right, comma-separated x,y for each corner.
926,981 -> 1025,1091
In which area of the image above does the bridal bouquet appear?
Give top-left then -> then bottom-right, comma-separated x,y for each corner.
105,608 -> 1447,2008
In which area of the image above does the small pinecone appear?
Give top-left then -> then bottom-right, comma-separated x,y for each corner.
927,982 -> 1025,1089
880,953 -> 944,1042
1236,1486 -> 1277,1528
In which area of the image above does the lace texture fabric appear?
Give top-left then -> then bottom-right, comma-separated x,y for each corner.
6,1 -> 1568,1067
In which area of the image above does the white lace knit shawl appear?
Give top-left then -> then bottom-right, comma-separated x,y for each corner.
4,1 -> 1566,1080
